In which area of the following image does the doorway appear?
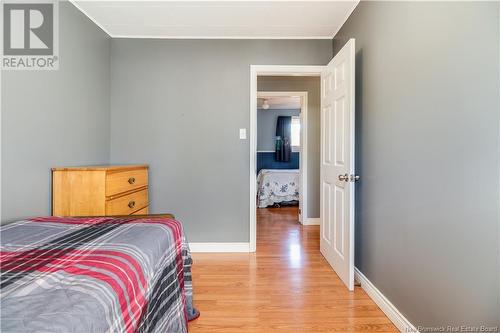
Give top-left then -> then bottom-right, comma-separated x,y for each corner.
249,66 -> 324,254
256,91 -> 308,224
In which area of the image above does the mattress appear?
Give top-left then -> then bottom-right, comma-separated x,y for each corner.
257,169 -> 300,208
0,216 -> 197,333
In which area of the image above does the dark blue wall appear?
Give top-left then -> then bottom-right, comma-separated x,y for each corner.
257,152 -> 299,173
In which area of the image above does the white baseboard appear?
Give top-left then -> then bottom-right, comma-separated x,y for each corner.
302,218 -> 320,225
189,242 -> 250,253
355,268 -> 418,333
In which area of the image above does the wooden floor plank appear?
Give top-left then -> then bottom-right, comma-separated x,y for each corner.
189,207 -> 397,332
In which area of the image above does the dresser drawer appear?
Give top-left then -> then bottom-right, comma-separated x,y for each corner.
106,169 -> 148,197
132,206 -> 149,215
106,189 -> 148,215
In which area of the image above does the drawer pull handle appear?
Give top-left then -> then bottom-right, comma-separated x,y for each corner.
128,201 -> 136,209
128,177 -> 136,184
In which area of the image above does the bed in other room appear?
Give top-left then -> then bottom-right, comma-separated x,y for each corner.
257,169 -> 299,208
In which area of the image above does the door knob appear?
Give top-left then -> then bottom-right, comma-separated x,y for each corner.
350,174 -> 360,182
338,173 -> 349,182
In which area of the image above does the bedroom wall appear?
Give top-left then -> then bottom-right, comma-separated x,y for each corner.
257,108 -> 300,173
257,76 -> 321,218
256,152 -> 299,174
109,39 -> 332,242
1,2 -> 111,222
257,108 -> 300,151
333,1 -> 500,327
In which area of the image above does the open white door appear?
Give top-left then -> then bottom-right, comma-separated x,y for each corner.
320,39 -> 356,291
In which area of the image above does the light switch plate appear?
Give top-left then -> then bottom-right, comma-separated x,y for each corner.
239,128 -> 247,140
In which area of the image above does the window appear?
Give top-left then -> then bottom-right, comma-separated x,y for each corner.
291,115 -> 300,152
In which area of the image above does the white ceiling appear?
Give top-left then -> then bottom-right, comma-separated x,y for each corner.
258,96 -> 301,110
71,1 -> 359,39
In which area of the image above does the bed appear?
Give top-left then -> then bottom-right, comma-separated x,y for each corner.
0,215 -> 198,333
257,169 -> 300,208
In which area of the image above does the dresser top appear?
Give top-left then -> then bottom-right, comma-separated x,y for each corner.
52,164 -> 148,171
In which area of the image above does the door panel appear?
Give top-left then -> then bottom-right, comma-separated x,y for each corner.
322,181 -> 332,245
334,184 -> 345,258
323,106 -> 332,164
334,97 -> 346,165
320,39 -> 356,291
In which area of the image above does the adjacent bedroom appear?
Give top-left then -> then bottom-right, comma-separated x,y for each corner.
255,76 -> 321,227
256,94 -> 301,210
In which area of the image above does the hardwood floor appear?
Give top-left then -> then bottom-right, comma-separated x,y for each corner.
188,207 -> 398,332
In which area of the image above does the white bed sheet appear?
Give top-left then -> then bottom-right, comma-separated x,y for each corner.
257,169 -> 299,208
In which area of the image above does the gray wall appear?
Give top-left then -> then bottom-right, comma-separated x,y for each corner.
1,2 -> 111,222
258,76 -> 321,218
257,108 -> 300,151
333,1 -> 500,327
110,39 -> 332,241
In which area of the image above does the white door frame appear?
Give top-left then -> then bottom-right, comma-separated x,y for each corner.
257,91 -> 308,224
250,65 -> 324,252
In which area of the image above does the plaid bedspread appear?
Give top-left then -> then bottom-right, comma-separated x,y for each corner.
0,216 -> 197,333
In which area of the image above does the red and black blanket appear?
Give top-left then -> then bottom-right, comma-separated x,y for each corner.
0,216 -> 198,333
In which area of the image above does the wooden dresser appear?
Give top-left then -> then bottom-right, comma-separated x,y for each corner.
52,165 -> 149,216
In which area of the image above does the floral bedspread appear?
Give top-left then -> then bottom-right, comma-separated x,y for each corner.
257,169 -> 299,208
